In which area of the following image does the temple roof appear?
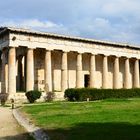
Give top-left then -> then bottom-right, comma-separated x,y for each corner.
0,26 -> 140,49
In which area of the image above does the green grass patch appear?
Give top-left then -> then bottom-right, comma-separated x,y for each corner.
21,98 -> 140,140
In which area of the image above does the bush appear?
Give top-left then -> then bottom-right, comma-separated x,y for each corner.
44,92 -> 55,102
25,90 -> 42,103
0,93 -> 9,106
64,88 -> 140,101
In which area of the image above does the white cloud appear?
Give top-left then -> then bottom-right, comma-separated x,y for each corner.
0,0 -> 140,44
0,19 -> 80,36
1,19 -> 58,29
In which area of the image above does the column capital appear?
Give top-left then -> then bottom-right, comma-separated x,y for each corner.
45,48 -> 54,51
77,51 -> 83,54
27,48 -> 34,50
8,46 -> 16,48
131,57 -> 140,60
91,53 -> 97,55
62,50 -> 69,53
102,54 -> 109,57
123,56 -> 131,59
114,55 -> 121,58
136,57 -> 140,60
45,49 -> 52,53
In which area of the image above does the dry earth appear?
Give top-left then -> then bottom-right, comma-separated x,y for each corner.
0,107 -> 32,140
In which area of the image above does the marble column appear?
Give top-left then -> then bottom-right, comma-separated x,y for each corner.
45,50 -> 52,92
26,48 -> 34,91
76,53 -> 82,88
8,47 -> 16,95
113,57 -> 120,89
134,59 -> 139,88
102,55 -> 108,89
61,51 -> 68,91
5,63 -> 8,93
24,56 -> 27,91
17,56 -> 23,91
124,58 -> 130,89
90,54 -> 96,88
1,50 -> 6,93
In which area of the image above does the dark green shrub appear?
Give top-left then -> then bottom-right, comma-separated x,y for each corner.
0,93 -> 9,106
64,88 -> 140,101
45,92 -> 55,102
25,90 -> 42,103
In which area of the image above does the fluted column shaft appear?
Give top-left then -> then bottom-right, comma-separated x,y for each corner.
113,57 -> 120,89
102,55 -> 108,88
5,64 -> 8,93
17,56 -> 23,91
26,48 -> 34,91
90,54 -> 96,88
61,52 -> 68,91
8,47 -> 16,95
45,50 -> 52,92
76,53 -> 82,88
124,58 -> 130,89
134,59 -> 139,88
1,50 -> 6,93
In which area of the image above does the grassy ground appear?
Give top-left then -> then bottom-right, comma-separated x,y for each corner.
21,98 -> 140,140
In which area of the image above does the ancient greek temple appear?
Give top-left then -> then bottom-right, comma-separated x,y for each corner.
0,27 -> 140,99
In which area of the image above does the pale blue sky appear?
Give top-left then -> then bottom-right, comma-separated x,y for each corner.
1,0 -> 140,45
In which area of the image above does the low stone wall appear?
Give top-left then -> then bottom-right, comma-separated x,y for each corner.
9,91 -> 65,103
13,108 -> 49,140
54,92 -> 65,101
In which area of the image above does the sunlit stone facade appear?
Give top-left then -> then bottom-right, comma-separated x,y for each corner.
0,27 -> 140,100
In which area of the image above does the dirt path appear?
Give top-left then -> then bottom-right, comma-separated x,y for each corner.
0,107 -> 32,140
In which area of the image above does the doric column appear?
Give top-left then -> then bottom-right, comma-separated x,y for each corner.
45,50 -> 52,92
134,59 -> 139,88
24,56 -> 27,90
124,58 -> 130,89
61,51 -> 68,91
90,54 -> 96,88
26,48 -> 34,91
102,55 -> 108,89
8,47 -> 16,95
1,50 -> 6,93
5,64 -> 8,93
113,57 -> 120,89
76,53 -> 82,88
17,56 -> 23,91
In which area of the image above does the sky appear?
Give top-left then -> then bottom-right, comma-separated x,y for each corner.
0,0 -> 140,45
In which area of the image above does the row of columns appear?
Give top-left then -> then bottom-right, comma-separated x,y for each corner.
85,54 -> 139,89
1,47 -> 140,96
1,47 -> 35,95
25,51 -> 140,90
101,56 -> 140,89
